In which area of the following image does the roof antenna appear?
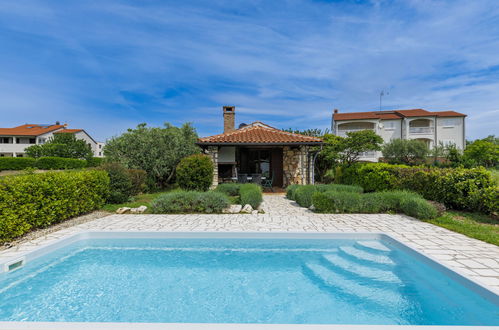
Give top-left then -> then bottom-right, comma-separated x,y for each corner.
379,90 -> 389,111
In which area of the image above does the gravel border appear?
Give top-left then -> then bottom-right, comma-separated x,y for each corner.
0,211 -> 111,251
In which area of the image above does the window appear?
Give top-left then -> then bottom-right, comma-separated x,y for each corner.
99,144 -> 102,149
442,118 -> 457,128
38,138 -> 46,144
29,138 -> 36,144
0,137 -> 12,144
383,121 -> 396,131
16,138 -> 20,144
99,152 -> 102,156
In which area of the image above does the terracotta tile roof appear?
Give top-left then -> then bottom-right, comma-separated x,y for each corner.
54,129 -> 83,133
198,122 -> 322,145
0,124 -> 66,136
333,109 -> 466,121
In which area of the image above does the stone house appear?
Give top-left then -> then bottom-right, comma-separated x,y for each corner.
197,106 -> 322,188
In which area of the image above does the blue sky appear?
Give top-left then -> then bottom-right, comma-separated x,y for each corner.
1,0 -> 498,141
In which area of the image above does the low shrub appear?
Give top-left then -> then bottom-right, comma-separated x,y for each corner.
286,184 -> 300,200
338,163 -> 498,214
35,157 -> 87,170
288,184 -> 364,208
176,154 -> 214,191
0,170 -> 109,243
99,162 -> 134,203
150,191 -> 229,214
240,184 -> 263,209
127,169 -> 147,195
312,190 -> 438,220
215,183 -> 241,196
294,185 -> 317,208
0,157 -> 36,170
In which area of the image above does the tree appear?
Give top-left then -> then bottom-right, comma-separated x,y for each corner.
25,133 -> 93,159
103,123 -> 200,188
176,154 -> 214,191
464,140 -> 499,168
339,130 -> 384,165
382,139 -> 429,165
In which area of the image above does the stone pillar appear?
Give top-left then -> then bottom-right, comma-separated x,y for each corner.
206,146 -> 219,188
283,146 -> 309,186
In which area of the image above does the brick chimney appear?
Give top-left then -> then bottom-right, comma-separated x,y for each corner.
334,109 -> 339,114
223,106 -> 235,133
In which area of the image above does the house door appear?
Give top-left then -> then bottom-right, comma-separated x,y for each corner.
271,149 -> 283,187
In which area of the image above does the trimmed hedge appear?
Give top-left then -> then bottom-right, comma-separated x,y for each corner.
35,157 -> 87,170
0,156 -> 87,171
151,191 -> 230,214
0,157 -> 36,170
312,190 -> 437,220
176,154 -> 214,191
240,184 -> 263,209
86,157 -> 105,168
288,184 -> 364,208
339,163 -> 498,214
0,170 -> 109,243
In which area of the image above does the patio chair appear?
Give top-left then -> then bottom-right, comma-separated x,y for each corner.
261,173 -> 274,192
251,174 -> 262,185
237,174 -> 248,184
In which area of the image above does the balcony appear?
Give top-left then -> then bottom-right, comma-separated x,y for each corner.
337,128 -> 374,137
409,127 -> 434,134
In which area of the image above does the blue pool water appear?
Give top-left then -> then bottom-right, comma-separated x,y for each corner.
0,237 -> 498,325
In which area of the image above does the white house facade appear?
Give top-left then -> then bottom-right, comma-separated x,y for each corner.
0,124 -> 105,158
332,109 -> 466,162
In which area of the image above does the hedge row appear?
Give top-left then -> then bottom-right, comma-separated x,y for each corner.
0,157 -> 104,171
0,170 -> 109,243
339,163 -> 498,214
215,183 -> 263,208
312,190 -> 438,220
151,191 -> 230,214
286,184 -> 364,208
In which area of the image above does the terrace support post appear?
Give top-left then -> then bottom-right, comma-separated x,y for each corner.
206,146 -> 219,189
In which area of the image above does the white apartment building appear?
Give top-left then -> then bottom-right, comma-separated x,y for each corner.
332,109 -> 466,162
0,124 -> 105,158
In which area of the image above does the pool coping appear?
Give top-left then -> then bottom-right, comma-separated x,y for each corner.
0,231 -> 498,330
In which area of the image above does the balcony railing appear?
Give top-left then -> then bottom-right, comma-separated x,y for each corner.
409,127 -> 434,134
358,151 -> 376,158
337,128 -> 374,137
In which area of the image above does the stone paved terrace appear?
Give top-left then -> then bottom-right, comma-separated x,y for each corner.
1,194 -> 498,293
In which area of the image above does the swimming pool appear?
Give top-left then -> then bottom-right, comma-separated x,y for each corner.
0,232 -> 498,327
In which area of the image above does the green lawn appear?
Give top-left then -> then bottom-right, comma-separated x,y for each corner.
428,211 -> 499,246
101,191 -> 169,213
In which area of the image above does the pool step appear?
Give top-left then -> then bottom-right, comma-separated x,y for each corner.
355,241 -> 391,254
303,262 -> 404,307
321,254 -> 402,284
339,246 -> 395,267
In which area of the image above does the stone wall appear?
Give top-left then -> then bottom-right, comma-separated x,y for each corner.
205,146 -> 219,188
283,146 -> 311,186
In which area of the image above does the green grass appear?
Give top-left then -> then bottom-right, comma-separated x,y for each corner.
101,191 -> 172,213
428,211 -> 499,246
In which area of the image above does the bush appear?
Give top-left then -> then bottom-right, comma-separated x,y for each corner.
87,157 -> 105,168
312,190 -> 437,220
0,170 -> 109,243
127,169 -> 147,195
338,163 -> 498,214
35,157 -> 87,170
215,183 -> 242,196
286,184 -> 300,200
99,162 -> 134,203
176,154 -> 214,191
382,139 -> 429,165
0,157 -> 36,170
399,197 -> 438,220
150,191 -> 229,214
294,185 -> 317,208
240,184 -> 263,209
